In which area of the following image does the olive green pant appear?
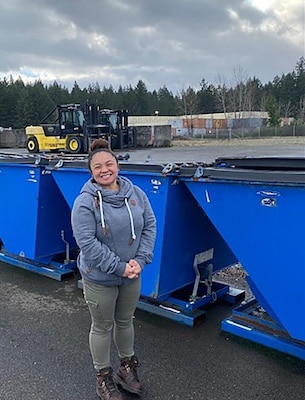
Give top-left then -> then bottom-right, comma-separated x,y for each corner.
82,277 -> 141,371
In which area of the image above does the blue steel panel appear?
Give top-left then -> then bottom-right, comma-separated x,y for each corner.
0,163 -> 78,264
183,178 -> 305,342
0,164 -> 40,259
156,180 -> 237,298
48,168 -> 90,208
35,170 -> 77,259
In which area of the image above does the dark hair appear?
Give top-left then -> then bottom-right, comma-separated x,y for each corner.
88,139 -> 118,170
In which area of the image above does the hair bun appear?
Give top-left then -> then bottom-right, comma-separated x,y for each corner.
90,138 -> 110,152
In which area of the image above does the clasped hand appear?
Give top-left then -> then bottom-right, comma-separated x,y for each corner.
123,259 -> 141,279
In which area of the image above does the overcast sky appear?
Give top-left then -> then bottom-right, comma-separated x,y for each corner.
0,0 -> 304,93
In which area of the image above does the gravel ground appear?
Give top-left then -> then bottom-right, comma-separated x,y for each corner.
214,263 -> 253,301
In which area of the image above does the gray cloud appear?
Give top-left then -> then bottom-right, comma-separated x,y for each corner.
0,0 -> 303,92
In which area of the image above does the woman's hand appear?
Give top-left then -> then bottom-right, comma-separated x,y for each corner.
128,259 -> 141,279
123,260 -> 141,279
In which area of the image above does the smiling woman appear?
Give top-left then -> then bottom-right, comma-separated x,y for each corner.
71,137 -> 157,400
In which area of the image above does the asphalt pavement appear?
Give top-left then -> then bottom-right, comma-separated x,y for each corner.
1,263 -> 305,400
1,142 -> 305,400
3,138 -> 305,164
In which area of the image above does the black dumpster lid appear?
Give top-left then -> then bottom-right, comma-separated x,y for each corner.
0,153 -> 38,164
214,157 -> 305,171
46,158 -> 174,174
203,166 -> 305,184
45,156 -> 207,176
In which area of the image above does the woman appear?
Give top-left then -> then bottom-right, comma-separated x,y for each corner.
71,139 -> 156,400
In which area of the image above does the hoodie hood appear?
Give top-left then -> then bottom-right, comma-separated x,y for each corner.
80,175 -> 133,203
80,175 -> 136,243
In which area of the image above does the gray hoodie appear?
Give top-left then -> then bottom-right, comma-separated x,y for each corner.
71,175 -> 156,286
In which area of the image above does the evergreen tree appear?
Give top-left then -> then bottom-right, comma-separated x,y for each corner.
0,57 -> 304,128
197,79 -> 217,114
0,78 -> 11,127
134,80 -> 151,115
125,85 -> 139,115
87,81 -> 102,105
116,85 -> 128,110
70,81 -> 87,105
15,87 -> 38,128
31,80 -> 54,122
100,85 -> 116,109
294,57 -> 305,122
156,86 -> 176,115
47,81 -> 70,106
3,76 -> 26,128
265,95 -> 281,126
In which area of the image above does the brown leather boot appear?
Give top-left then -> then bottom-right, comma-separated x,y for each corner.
96,368 -> 124,400
114,355 -> 143,395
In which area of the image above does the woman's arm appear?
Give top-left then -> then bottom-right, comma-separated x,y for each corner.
71,195 -> 126,276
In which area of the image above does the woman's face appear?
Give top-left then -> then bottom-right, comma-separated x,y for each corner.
90,151 -> 119,189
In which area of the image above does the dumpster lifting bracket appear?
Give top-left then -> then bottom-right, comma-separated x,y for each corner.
0,252 -> 77,281
137,296 -> 207,327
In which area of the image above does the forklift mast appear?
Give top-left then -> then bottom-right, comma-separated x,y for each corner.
84,105 -> 136,150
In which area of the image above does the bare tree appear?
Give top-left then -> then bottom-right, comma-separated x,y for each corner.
279,98 -> 292,119
244,80 -> 255,114
177,86 -> 198,137
231,66 -> 248,118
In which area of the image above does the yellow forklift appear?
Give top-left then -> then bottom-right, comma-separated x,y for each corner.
25,103 -> 137,154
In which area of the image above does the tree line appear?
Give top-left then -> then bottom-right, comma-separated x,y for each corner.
0,57 -> 304,129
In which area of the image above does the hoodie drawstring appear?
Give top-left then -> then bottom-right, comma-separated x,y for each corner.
97,191 -> 107,236
96,191 -> 136,244
125,198 -> 137,245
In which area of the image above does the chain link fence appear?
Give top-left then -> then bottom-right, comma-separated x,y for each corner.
193,125 -> 305,140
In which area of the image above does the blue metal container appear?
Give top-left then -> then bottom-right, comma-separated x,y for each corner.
181,158 -> 305,356
0,156 -> 77,280
47,160 -> 238,324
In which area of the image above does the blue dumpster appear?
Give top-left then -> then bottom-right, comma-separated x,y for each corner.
47,160 -> 240,325
0,155 -> 77,280
181,157 -> 305,358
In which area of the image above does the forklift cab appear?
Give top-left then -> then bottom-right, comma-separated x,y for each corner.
38,104 -> 85,137
58,105 -> 85,136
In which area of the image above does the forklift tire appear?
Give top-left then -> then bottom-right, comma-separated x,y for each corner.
67,137 -> 83,154
27,137 -> 39,153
